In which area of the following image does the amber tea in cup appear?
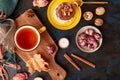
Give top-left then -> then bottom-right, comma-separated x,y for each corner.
14,25 -> 40,51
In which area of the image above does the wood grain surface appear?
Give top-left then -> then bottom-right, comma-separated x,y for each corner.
14,9 -> 66,80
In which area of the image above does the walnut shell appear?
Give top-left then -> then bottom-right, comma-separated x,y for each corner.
83,11 -> 93,21
94,18 -> 104,26
96,7 -> 105,15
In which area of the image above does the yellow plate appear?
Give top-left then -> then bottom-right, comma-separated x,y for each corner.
47,0 -> 82,30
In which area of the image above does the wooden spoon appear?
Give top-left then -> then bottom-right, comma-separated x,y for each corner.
74,0 -> 108,6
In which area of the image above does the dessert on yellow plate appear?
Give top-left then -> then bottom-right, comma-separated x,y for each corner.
55,2 -> 75,22
47,0 -> 82,30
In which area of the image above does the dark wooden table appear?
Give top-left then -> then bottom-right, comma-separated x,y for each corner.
8,0 -> 120,80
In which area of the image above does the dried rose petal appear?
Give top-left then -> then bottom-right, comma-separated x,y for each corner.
23,72 -> 28,79
33,0 -> 49,7
89,29 -> 95,36
85,29 -> 95,36
78,33 -> 87,40
87,41 -> 99,49
93,41 -> 99,48
94,33 -> 102,40
47,45 -> 55,55
78,39 -> 87,47
87,43 -> 94,49
12,76 -> 23,80
12,72 -> 28,80
85,29 -> 89,34
87,36 -> 96,44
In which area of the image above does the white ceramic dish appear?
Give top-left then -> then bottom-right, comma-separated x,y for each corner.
76,25 -> 103,53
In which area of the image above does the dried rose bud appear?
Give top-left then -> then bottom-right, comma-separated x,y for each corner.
94,33 -> 102,40
12,72 -> 28,80
47,45 -> 55,55
78,33 -> 87,40
87,43 -> 94,50
93,41 -> 99,48
78,39 -> 87,47
33,0 -> 49,8
85,29 -> 95,36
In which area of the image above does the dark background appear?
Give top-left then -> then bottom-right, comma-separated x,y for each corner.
8,0 -> 120,80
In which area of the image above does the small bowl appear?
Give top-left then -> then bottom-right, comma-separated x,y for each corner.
76,25 -> 103,53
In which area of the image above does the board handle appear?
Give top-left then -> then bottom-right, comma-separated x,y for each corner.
48,59 -> 66,80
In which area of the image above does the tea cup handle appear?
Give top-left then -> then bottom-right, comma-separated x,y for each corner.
38,26 -> 46,33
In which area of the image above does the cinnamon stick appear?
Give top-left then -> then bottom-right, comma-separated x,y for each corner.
71,54 -> 95,68
64,54 -> 80,71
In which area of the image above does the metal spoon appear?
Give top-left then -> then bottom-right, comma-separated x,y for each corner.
74,0 -> 108,6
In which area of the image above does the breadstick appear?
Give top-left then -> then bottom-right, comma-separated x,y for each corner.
64,54 -> 80,71
71,54 -> 95,68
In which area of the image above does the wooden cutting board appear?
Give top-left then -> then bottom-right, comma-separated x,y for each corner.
14,9 -> 66,80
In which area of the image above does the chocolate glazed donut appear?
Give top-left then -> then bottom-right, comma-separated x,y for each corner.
55,2 -> 75,20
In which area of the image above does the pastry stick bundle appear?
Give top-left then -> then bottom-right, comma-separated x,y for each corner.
26,53 -> 49,74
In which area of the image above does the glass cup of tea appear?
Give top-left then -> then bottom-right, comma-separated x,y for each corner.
14,25 -> 46,51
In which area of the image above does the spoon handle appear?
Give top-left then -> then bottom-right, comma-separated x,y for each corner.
83,2 -> 108,4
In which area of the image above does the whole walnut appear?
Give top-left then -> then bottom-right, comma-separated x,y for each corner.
96,7 -> 105,15
94,18 -> 104,26
83,11 -> 93,21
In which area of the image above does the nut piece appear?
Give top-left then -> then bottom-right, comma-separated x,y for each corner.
96,7 -> 105,15
83,11 -> 93,21
94,18 -> 104,26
